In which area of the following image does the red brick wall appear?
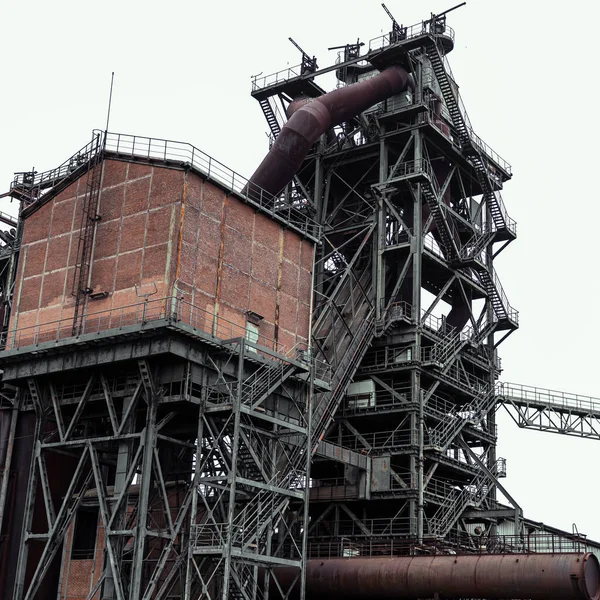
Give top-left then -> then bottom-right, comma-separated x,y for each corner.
10,159 -> 314,351
59,516 -> 104,600
175,170 -> 314,352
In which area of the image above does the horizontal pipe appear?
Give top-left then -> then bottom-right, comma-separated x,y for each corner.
273,553 -> 600,600
247,65 -> 412,198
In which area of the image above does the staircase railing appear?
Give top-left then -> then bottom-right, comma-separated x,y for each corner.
374,301 -> 413,337
426,42 -> 515,240
428,457 -> 505,538
10,134 -> 104,206
240,360 -> 299,409
311,312 -> 375,452
458,228 -> 496,263
385,158 -> 460,261
475,265 -> 519,327
429,325 -> 474,367
427,385 -> 496,452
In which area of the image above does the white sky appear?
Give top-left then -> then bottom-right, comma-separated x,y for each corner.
1,0 -> 599,539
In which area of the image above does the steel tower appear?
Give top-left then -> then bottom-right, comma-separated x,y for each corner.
251,11 -> 520,553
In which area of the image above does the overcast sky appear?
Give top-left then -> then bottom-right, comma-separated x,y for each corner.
1,0 -> 599,540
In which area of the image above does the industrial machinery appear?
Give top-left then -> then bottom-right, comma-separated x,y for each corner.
0,5 -> 599,600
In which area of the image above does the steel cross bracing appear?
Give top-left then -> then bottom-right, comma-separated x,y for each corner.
424,42 -> 516,244
1,327 -> 315,600
249,25 -> 521,554
497,382 -> 600,440
185,342 -> 314,600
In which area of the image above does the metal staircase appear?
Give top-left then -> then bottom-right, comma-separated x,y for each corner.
374,301 -> 412,337
191,258 -> 377,577
429,327 -> 472,367
474,266 -> 519,329
427,43 -> 515,239
458,228 -> 496,264
240,360 -> 298,410
311,312 -> 375,452
419,165 -> 459,261
9,134 -> 103,207
427,385 -> 496,452
428,457 -> 505,538
259,97 -> 282,139
311,258 -> 375,449
426,42 -> 516,243
384,159 -> 459,262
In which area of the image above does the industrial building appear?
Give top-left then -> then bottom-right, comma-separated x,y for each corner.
0,6 -> 599,600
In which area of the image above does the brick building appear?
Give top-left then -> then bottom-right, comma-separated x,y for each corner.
0,133 -> 319,600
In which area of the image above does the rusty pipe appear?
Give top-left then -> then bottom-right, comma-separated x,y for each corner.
247,65 -> 412,198
272,554 -> 600,600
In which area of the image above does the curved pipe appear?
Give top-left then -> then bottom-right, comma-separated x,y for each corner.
247,65 -> 412,198
273,553 -> 600,600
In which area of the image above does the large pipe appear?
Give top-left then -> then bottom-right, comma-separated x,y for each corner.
247,65 -> 412,198
273,554 -> 600,600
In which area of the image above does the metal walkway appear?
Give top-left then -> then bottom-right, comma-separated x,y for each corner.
497,382 -> 600,440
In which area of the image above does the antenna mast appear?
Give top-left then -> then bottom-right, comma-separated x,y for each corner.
105,72 -> 115,133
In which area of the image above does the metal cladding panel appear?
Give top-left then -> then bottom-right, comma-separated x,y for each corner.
371,456 -> 391,492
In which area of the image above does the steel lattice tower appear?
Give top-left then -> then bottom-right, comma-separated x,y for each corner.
251,14 -> 519,556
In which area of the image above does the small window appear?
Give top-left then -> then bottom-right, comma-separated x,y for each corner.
71,506 -> 99,560
246,322 -> 259,352
393,347 -> 412,363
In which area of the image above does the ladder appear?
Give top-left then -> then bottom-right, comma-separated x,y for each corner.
259,98 -> 282,139
71,133 -> 104,336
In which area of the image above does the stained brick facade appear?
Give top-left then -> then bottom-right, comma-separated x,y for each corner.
10,159 -> 314,352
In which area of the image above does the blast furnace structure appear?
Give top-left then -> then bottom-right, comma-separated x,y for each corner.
1,7 -> 600,600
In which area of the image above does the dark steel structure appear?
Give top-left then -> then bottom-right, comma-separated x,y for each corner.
0,7 -> 599,600
251,10 -> 519,555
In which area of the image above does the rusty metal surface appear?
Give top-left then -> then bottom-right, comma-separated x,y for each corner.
274,553 -> 600,600
248,65 -> 412,198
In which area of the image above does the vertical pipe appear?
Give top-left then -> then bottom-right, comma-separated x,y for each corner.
0,403 -> 19,535
412,102 -> 424,540
376,136 -> 388,319
222,340 -> 245,599
184,395 -> 206,600
13,412 -> 42,600
130,392 -> 158,599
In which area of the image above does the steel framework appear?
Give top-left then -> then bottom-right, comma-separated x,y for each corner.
250,16 -> 521,553
0,11 -> 600,600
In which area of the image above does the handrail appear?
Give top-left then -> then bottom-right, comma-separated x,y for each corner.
251,19 -> 454,93
368,20 -> 455,52
1,295 -> 309,364
251,64 -> 304,92
102,131 -> 319,239
11,130 -> 319,239
490,266 -> 519,323
307,532 -> 592,559
12,135 -> 101,193
497,382 -> 600,416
